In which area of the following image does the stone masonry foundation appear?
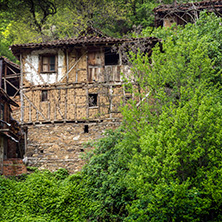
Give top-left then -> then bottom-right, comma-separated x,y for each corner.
25,121 -> 120,173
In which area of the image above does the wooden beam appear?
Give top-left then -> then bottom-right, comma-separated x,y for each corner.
86,88 -> 89,119
12,89 -> 20,99
23,94 -> 46,120
3,78 -> 19,91
22,82 -> 123,92
110,85 -> 112,119
60,52 -> 87,83
5,74 -> 20,79
50,90 -> 65,120
4,64 -> 7,93
0,60 -> 3,87
25,59 -> 46,84
20,55 -> 24,123
6,65 -> 17,74
136,91 -> 151,108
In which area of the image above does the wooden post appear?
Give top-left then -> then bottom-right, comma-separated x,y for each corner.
86,87 -> 89,119
65,49 -> 68,121
110,85 -> 112,119
4,63 -> 7,93
20,54 -> 24,124
0,60 -> 3,88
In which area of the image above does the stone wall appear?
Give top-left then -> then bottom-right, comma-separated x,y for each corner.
26,121 -> 120,173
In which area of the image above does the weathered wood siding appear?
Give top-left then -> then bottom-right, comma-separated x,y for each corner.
21,47 -> 132,124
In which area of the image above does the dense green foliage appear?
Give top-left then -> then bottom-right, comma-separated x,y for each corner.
0,0 -> 204,61
1,8 -> 222,222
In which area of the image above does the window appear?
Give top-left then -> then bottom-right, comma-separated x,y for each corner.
89,94 -> 98,107
105,47 -> 119,65
125,95 -> 132,103
41,90 -> 48,102
84,125 -> 89,133
41,55 -> 56,72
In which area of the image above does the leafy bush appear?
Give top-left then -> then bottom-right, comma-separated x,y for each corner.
1,13 -> 222,222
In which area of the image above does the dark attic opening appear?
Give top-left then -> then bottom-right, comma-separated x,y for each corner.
105,47 -> 119,65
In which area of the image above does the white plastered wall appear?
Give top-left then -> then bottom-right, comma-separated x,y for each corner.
24,48 -> 65,85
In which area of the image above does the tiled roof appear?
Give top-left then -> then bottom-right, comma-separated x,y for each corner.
0,56 -> 20,70
10,26 -> 160,55
153,0 -> 222,13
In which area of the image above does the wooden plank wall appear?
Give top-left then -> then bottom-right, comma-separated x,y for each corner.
22,84 -> 125,123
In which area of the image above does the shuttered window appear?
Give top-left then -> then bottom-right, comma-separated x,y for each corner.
41,55 -> 56,72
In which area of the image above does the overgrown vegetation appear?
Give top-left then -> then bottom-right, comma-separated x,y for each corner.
1,7 -> 222,222
0,0 -> 204,61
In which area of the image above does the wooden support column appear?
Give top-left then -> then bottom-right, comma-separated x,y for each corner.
4,63 -> 7,93
65,49 -> 68,121
0,60 -> 3,88
20,54 -> 24,124
86,87 -> 89,119
74,88 -> 77,121
29,103 -> 31,122
110,85 -> 112,119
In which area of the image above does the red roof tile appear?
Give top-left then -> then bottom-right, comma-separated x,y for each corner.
0,56 -> 20,70
10,26 -> 160,55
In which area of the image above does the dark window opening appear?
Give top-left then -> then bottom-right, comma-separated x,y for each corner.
89,94 -> 98,107
41,90 -> 48,102
40,150 -> 44,153
84,125 -> 89,133
41,55 -> 56,72
105,47 -> 119,65
125,96 -> 132,103
124,84 -> 132,93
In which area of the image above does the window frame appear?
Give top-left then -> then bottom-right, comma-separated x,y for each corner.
39,54 -> 57,73
88,93 -> 98,108
41,90 -> 48,102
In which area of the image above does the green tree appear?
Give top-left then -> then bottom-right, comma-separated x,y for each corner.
121,13 -> 222,221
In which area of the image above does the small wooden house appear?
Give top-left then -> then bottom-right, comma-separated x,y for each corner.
10,27 -> 159,173
153,0 -> 222,27
0,88 -> 26,175
0,56 -> 21,120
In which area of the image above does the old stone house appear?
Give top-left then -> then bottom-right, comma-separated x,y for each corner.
10,27 -> 159,173
153,0 -> 222,27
